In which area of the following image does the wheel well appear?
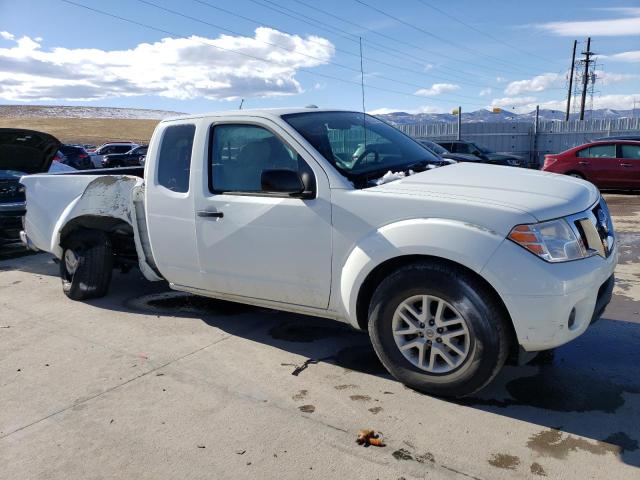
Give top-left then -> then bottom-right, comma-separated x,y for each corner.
355,255 -> 516,347
60,215 -> 138,268
565,170 -> 585,179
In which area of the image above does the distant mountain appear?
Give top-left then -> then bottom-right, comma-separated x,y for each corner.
0,105 -> 186,120
376,108 -> 638,125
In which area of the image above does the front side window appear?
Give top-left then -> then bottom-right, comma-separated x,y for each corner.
621,144 -> 640,159
210,124 -> 302,193
157,124 -> 195,193
585,145 -> 616,158
283,111 -> 439,186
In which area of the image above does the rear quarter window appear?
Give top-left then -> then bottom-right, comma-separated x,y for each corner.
157,124 -> 195,193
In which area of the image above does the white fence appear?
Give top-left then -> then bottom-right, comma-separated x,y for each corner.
397,118 -> 640,167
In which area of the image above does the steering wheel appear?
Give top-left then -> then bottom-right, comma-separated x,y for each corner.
351,147 -> 380,170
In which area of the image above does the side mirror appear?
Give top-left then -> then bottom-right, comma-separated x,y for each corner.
261,169 -> 309,197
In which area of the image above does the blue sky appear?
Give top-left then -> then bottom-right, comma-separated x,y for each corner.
0,0 -> 639,114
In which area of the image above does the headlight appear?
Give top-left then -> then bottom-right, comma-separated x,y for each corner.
508,219 -> 585,262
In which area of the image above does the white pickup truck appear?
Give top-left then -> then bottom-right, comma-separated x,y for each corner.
20,108 -> 617,397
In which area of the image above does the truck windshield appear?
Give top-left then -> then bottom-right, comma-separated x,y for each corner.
283,111 -> 440,185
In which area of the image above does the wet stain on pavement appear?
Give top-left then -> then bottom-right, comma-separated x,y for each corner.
527,428 -> 618,459
368,406 -> 383,414
392,448 -> 414,461
129,292 -> 261,316
292,390 -> 308,401
464,368 -> 632,413
506,370 -> 627,413
269,320 -> 350,343
332,345 -> 387,375
298,404 -> 315,413
488,453 -> 520,470
334,384 -> 358,390
602,432 -> 639,453
530,462 -> 547,476
349,394 -> 371,402
415,452 -> 435,463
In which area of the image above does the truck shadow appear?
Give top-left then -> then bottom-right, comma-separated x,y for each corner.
89,271 -> 640,469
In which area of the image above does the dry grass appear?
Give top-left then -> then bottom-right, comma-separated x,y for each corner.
0,117 -> 159,145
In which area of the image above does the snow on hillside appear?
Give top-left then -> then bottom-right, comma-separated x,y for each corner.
376,108 -> 638,125
0,105 -> 186,119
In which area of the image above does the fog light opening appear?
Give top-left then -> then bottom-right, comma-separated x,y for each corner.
568,308 -> 576,329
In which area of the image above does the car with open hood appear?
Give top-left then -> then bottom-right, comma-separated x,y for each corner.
20,109 -> 617,398
0,128 -> 61,242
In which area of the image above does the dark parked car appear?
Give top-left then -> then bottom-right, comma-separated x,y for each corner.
543,140 -> 640,189
418,139 -> 482,163
1,128 -> 61,242
102,145 -> 148,168
435,140 -> 523,167
60,144 -> 92,169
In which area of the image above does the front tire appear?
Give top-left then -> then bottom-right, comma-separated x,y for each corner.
368,261 -> 510,398
60,230 -> 113,300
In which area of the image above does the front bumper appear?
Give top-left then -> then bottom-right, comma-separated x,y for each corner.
0,202 -> 26,241
481,239 -> 618,352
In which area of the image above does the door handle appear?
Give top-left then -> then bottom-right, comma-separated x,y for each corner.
578,161 -> 590,166
620,163 -> 633,168
197,210 -> 224,218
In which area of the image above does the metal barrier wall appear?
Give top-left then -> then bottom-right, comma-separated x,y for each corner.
397,118 -> 640,168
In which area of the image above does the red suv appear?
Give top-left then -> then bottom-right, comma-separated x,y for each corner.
543,140 -> 640,189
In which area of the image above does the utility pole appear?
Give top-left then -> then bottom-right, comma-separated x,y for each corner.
457,106 -> 461,140
565,40 -> 577,121
579,37 -> 592,121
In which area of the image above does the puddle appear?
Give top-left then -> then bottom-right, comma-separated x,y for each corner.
269,319 -> 351,343
126,292 -> 262,316
298,404 -> 315,413
505,369 -> 627,413
527,428 -> 619,459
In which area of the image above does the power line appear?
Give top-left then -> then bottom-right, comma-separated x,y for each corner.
352,0 -> 540,76
255,0 -> 527,80
290,0 -> 499,82
58,0 -> 491,109
139,0 -> 487,101
415,0 -> 562,66
246,0 -> 499,86
187,0 -> 497,90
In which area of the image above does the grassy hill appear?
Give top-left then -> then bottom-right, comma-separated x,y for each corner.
0,117 -> 159,145
0,105 -> 185,145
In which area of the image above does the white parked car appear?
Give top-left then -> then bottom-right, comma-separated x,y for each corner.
20,108 -> 617,397
89,142 -> 139,168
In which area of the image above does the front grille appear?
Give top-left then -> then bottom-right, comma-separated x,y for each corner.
0,179 -> 25,202
569,198 -> 614,258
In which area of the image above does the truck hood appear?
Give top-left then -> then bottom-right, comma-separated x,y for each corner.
0,128 -> 61,174
370,162 -> 599,222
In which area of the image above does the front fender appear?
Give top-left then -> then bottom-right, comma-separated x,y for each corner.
338,218 -> 505,328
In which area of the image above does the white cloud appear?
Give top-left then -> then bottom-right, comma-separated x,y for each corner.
537,11 -> 640,36
0,31 -> 14,41
600,50 -> 640,63
496,76 -> 506,83
369,105 -> 444,115
424,63 -> 434,71
594,70 -> 638,86
479,88 -> 492,97
414,83 -> 459,97
490,96 -> 537,108
504,73 -> 562,96
0,28 -> 334,101
489,93 -> 640,114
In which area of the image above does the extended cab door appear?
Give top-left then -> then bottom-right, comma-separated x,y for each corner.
145,123 -> 201,287
193,119 -> 332,309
